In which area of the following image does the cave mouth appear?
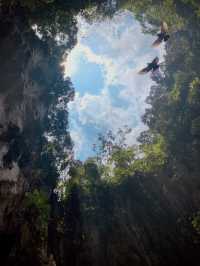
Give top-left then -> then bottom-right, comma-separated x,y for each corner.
63,10 -> 165,161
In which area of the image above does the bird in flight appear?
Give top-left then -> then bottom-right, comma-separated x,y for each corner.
152,21 -> 170,47
138,57 -> 160,74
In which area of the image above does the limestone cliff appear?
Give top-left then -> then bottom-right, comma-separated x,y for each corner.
0,1 -> 200,266
0,7 -> 74,265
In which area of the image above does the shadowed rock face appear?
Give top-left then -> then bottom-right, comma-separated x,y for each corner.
0,10 -> 63,265
56,173 -> 200,266
0,2 -> 200,266
0,2 -> 78,262
0,16 -> 46,231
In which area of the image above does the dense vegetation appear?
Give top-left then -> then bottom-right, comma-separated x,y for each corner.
58,1 -> 200,265
62,0 -> 200,212
0,0 -> 200,265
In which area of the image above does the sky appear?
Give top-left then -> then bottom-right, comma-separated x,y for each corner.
64,10 -> 165,161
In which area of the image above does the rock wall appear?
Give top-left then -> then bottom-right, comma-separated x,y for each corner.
0,8 -> 66,265
59,174 -> 200,266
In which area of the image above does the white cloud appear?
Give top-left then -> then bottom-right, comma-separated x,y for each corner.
65,11 -> 166,160
70,128 -> 84,158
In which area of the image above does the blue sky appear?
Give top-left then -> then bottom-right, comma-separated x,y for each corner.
70,53 -> 104,96
64,10 -> 165,160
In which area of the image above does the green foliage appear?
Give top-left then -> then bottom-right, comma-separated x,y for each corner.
188,78 -> 200,105
97,147 -> 135,184
181,0 -> 200,17
120,0 -> 185,33
170,84 -> 181,102
60,0 -> 200,187
19,0 -> 51,10
25,189 -> 50,233
52,3 -> 200,263
2,0 -> 116,51
128,0 -> 200,174
91,128 -> 167,183
3,0 -> 199,259
94,126 -> 132,162
135,135 -> 167,173
192,211 -> 200,235
191,116 -> 200,136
